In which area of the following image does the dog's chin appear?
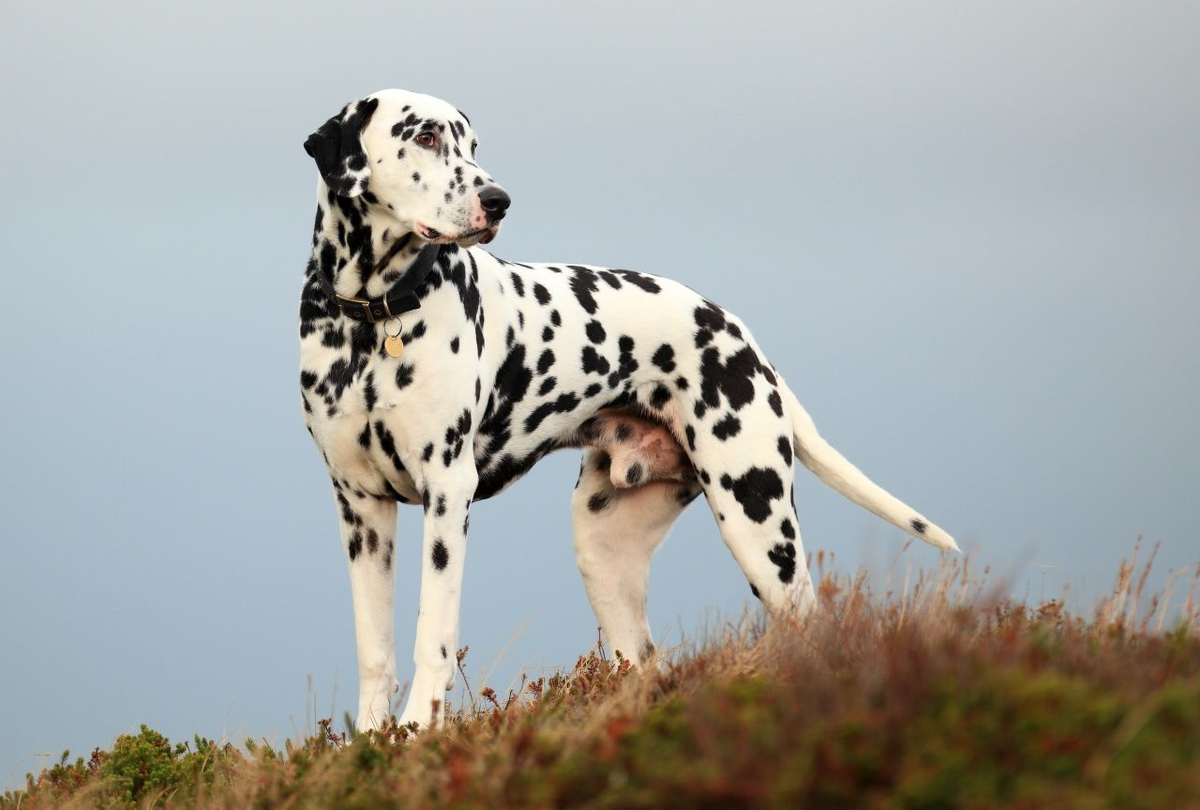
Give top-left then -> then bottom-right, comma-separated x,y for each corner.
416,223 -> 500,247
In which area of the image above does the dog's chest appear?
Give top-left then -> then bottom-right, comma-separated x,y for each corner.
301,329 -> 435,502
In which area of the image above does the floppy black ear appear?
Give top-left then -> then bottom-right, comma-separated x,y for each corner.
303,97 -> 380,198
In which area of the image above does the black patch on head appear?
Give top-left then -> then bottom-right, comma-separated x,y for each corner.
303,97 -> 380,197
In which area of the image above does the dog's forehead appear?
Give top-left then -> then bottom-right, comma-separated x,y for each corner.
367,88 -> 472,134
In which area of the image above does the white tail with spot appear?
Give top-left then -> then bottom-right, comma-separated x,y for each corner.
781,382 -> 958,552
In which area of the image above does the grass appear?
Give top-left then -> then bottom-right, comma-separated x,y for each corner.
6,541 -> 1200,809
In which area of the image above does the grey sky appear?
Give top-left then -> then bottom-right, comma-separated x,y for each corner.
2,0 -> 1197,788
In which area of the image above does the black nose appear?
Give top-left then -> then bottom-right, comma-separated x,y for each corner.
479,186 -> 511,220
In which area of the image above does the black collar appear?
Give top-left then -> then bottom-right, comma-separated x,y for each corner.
313,243 -> 442,323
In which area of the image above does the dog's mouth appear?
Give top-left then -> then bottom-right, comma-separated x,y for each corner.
416,223 -> 499,246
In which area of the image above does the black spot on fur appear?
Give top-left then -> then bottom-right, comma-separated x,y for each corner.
649,384 -> 671,410
431,540 -> 449,571
651,344 -> 676,373
767,542 -> 797,583
585,320 -> 607,344
581,346 -> 610,375
568,266 -> 600,314
777,436 -> 793,465
625,462 -> 644,486
694,301 -> 727,332
911,518 -> 927,535
712,413 -> 742,440
587,492 -> 610,512
700,346 -> 760,411
720,467 -> 785,524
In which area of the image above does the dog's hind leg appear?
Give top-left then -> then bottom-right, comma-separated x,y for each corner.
331,481 -> 400,732
681,375 -> 819,618
572,448 -> 701,665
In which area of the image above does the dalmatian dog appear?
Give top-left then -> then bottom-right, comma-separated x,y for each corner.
298,89 -> 957,731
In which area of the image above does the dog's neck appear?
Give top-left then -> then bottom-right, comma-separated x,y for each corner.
308,189 -> 430,299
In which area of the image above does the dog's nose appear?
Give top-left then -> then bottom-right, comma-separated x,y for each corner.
479,186 -> 511,221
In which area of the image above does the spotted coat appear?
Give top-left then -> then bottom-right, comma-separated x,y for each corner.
299,89 -> 957,732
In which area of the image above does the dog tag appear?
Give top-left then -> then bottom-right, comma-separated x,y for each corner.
383,317 -> 404,357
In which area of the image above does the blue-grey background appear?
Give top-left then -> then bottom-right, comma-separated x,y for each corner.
2,0 -> 1197,787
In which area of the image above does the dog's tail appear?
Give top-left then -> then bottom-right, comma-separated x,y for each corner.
781,381 -> 958,552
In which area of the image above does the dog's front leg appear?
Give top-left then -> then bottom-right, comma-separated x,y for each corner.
330,481 -> 400,733
396,461 -> 478,729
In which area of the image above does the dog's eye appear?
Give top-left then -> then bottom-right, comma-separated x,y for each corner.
415,132 -> 439,150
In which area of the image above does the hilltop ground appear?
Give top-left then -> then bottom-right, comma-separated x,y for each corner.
6,544 -> 1199,809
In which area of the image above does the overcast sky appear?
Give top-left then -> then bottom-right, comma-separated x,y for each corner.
1,0 -> 1197,788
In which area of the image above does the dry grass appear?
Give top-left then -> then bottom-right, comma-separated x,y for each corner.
7,544 -> 1200,809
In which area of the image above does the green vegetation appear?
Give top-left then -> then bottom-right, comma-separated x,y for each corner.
7,545 -> 1199,809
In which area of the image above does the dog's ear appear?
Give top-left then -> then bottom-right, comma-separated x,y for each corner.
303,97 -> 380,198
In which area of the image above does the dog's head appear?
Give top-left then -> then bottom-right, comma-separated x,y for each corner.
304,89 -> 509,247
